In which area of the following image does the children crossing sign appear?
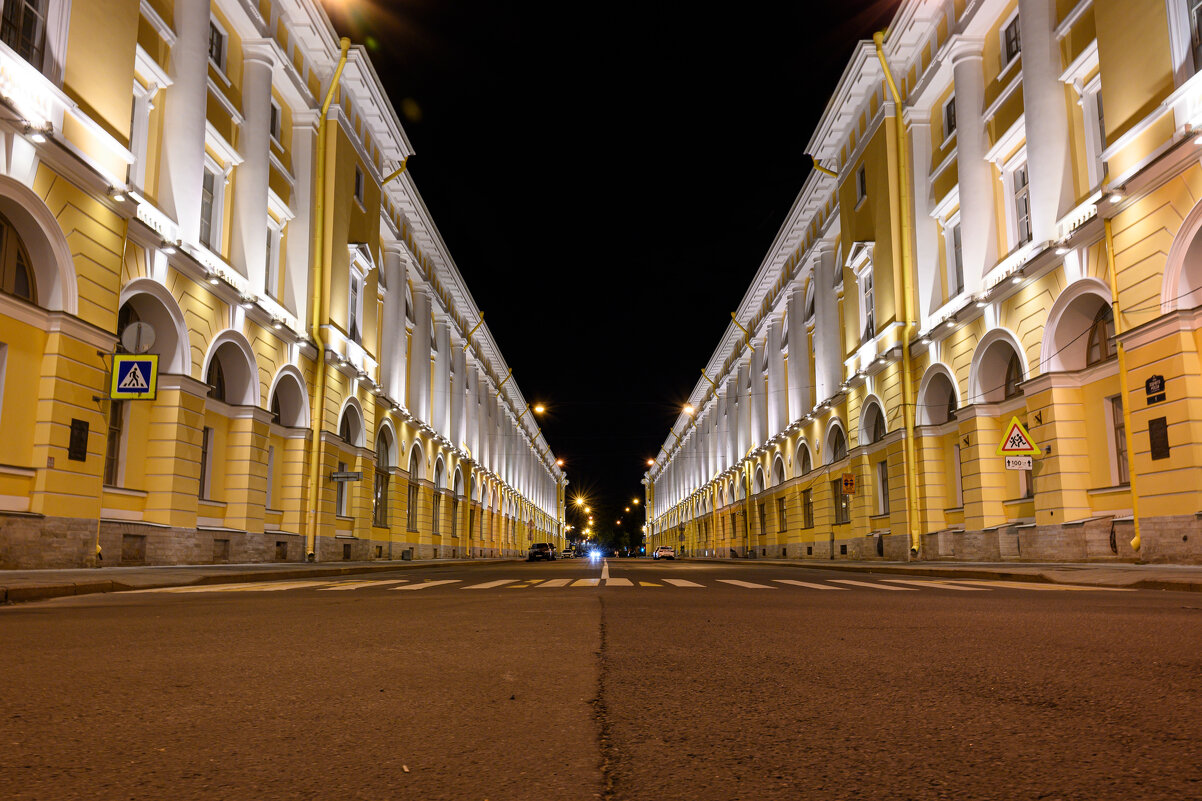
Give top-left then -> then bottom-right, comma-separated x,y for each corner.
110,354 -> 159,400
995,416 -> 1040,457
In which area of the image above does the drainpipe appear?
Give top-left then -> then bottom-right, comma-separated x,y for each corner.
873,31 -> 922,558
1103,217 -> 1143,553
304,37 -> 352,561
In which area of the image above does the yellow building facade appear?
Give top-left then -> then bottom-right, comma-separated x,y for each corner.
0,0 -> 564,568
647,0 -> 1202,564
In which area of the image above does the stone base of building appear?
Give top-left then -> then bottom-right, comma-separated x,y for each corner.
1,514 -> 523,569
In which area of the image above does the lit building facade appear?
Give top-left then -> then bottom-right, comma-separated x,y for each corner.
0,0 -> 563,568
647,0 -> 1202,564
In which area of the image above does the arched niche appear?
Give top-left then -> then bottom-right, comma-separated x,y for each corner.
0,175 -> 77,313
337,398 -> 365,448
969,329 -> 1028,404
916,363 -> 959,426
118,278 -> 189,374
267,366 -> 309,428
202,331 -> 259,406
1040,278 -> 1113,372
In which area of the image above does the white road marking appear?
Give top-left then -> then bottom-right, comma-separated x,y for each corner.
317,579 -> 410,591
601,560 -> 610,581
391,580 -> 461,591
663,579 -> 704,588
829,579 -> 917,591
537,579 -> 573,588
880,579 -> 989,591
717,580 -> 776,589
639,581 -> 662,587
773,579 -> 849,590
571,578 -> 601,587
605,577 -> 633,587
223,581 -> 334,592
462,580 -> 519,589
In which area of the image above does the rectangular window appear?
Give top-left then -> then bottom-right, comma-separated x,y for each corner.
832,479 -> 850,524
855,165 -> 867,205
208,20 -> 226,71
269,100 -> 282,143
1110,395 -> 1129,485
406,481 -> 419,531
1191,0 -> 1202,71
469,506 -> 476,539
950,222 -> 964,296
1003,15 -> 1021,63
354,165 -> 365,205
336,461 -> 347,516
432,492 -> 441,534
1,0 -> 48,71
200,167 -> 218,249
862,271 -> 874,340
876,459 -> 890,515
776,497 -> 787,533
952,443 -> 964,508
943,96 -> 956,138
373,466 -> 389,526
265,445 -> 275,509
265,225 -> 279,298
730,512 -> 737,538
198,426 -> 213,499
103,400 -> 125,487
348,272 -> 362,343
450,497 -> 459,537
758,502 -> 767,536
802,489 -> 814,528
1013,164 -> 1031,245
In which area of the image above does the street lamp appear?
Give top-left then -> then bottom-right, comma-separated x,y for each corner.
683,404 -> 695,416
632,498 -> 639,505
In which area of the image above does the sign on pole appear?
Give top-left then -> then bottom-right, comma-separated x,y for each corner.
996,416 -> 1041,457
1005,455 -> 1033,471
110,354 -> 159,400
841,472 -> 856,494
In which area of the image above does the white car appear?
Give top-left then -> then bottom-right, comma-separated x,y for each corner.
652,546 -> 675,560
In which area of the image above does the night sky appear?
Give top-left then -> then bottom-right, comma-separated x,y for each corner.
324,0 -> 900,539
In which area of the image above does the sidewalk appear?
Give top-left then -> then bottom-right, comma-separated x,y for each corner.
690,557 -> 1202,593
0,559 -> 502,604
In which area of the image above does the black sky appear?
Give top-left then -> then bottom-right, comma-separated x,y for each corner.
324,0 -> 901,537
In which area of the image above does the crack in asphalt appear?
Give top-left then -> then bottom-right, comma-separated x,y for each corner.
592,595 -> 616,800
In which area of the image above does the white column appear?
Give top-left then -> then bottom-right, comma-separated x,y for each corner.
723,378 -> 738,469
285,111 -> 317,318
908,117 -> 941,323
451,335 -> 467,449
951,42 -> 996,293
407,288 -> 432,421
380,244 -> 408,402
433,319 -> 451,439
786,286 -> 810,421
229,42 -> 274,284
736,358 -> 751,459
1019,0 -> 1072,244
468,360 -> 483,459
159,0 -> 210,243
765,319 -> 786,438
813,244 -> 842,402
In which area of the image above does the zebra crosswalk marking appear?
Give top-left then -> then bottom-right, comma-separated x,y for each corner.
773,579 -> 849,590
507,580 -> 543,588
829,579 -> 916,591
571,578 -> 601,587
605,578 -> 633,587
318,579 -> 409,591
391,580 -> 461,591
639,581 -> 662,587
944,579 -> 1133,592
663,579 -> 703,588
463,580 -> 519,589
880,579 -> 988,591
536,578 -> 572,588
223,581 -> 334,592
717,580 -> 776,589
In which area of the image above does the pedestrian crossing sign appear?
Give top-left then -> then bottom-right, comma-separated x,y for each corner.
996,416 -> 1040,456
841,473 -> 856,494
111,354 -> 158,400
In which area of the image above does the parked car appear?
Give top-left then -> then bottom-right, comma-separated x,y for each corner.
527,542 -> 556,561
653,545 -> 675,560
560,548 -> 575,559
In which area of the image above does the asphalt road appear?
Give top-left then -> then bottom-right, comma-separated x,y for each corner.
2,558 -> 1201,800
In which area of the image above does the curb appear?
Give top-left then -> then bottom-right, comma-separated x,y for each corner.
0,559 -> 507,605
679,558 -> 1202,593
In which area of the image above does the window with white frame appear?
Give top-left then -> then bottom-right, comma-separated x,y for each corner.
336,460 -> 348,516
1191,0 -> 1202,73
208,19 -> 226,72
129,81 -> 155,190
1002,13 -> 1021,66
265,221 -> 281,298
1108,395 -> 1129,486
1013,163 -> 1031,246
948,219 -> 964,297
200,164 -> 220,250
848,241 -> 874,342
1,0 -> 47,70
942,95 -> 957,140
348,270 -> 363,343
861,270 -> 874,341
876,458 -> 889,515
1081,76 -> 1106,188
855,165 -> 867,206
269,100 -> 282,144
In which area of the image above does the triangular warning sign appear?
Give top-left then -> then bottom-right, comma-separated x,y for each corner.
118,363 -> 149,391
996,416 -> 1041,456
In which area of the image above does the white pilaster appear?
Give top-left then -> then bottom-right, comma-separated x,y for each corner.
766,318 -> 786,437
951,41 -> 996,293
160,0 -> 210,244
1019,0 -> 1072,244
229,42 -> 274,284
407,288 -> 432,422
786,286 -> 810,421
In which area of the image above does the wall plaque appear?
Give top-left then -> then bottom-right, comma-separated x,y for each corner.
1146,374 -> 1166,405
1149,416 -> 1170,461
68,419 -> 89,462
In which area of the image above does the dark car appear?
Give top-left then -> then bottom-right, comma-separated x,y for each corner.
527,542 -> 556,561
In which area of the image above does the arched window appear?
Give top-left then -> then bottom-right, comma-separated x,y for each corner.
0,211 -> 37,304
1004,351 -> 1023,399
1086,305 -> 1115,366
800,446 -> 812,475
863,402 -> 886,444
270,392 -> 283,425
432,459 -> 444,535
772,456 -> 785,486
406,445 -> 422,531
829,427 -> 848,463
205,358 -> 226,402
373,429 -> 392,527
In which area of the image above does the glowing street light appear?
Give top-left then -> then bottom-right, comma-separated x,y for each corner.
683,404 -> 695,416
